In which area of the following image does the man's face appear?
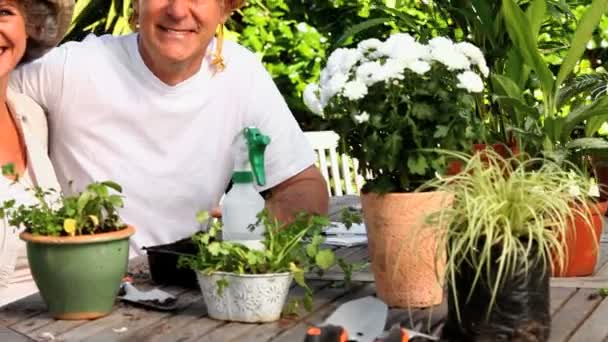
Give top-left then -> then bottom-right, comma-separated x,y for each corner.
136,0 -> 226,68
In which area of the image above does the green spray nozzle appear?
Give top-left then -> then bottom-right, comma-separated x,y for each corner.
244,127 -> 270,186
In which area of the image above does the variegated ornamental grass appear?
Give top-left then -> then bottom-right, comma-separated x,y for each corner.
420,150 -> 597,320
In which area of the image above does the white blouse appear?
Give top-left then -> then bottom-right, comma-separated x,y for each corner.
0,88 -> 60,306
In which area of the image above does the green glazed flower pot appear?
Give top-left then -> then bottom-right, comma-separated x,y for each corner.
20,226 -> 135,320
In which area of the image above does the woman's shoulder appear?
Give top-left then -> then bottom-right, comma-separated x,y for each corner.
7,89 -> 48,144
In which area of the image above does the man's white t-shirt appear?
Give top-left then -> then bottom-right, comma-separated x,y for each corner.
10,33 -> 315,256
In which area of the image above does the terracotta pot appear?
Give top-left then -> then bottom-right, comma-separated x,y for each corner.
361,191 -> 451,308
447,141 -> 519,176
552,202 -> 608,277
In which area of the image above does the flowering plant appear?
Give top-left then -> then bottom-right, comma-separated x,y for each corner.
304,33 -> 489,192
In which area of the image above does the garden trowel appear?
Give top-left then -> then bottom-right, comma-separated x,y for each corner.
303,296 -> 438,341
117,281 -> 178,311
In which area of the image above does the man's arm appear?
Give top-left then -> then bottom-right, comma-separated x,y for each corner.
264,165 -> 329,223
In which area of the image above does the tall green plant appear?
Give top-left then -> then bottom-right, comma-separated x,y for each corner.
497,0 -> 608,160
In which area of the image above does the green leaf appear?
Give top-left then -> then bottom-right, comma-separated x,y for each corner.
101,181 -> 122,193
290,262 -> 306,288
502,0 -> 554,100
76,191 -> 92,213
556,0 -> 608,89
586,114 -> 608,137
216,278 -> 229,297
434,126 -> 449,138
306,244 -> 318,258
407,155 -> 428,175
563,96 -> 608,141
315,249 -> 335,270
526,0 -> 546,37
335,18 -> 391,46
491,74 -> 524,100
207,242 -> 222,256
1,163 -> 15,177
196,211 -> 210,224
566,137 -> 608,151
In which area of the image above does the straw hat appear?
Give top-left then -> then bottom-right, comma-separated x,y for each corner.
22,0 -> 74,63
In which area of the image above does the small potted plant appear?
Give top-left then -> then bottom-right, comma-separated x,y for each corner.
303,33 -> 488,307
179,210 -> 339,323
0,166 -> 134,320
421,151 -> 596,341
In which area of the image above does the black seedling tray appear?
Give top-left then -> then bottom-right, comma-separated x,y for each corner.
143,238 -> 198,289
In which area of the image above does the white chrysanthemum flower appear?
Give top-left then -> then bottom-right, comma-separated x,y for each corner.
382,59 -> 406,80
358,38 -> 383,55
353,112 -> 370,123
456,71 -> 484,93
326,48 -> 349,75
303,84 -> 324,116
407,60 -> 431,75
320,69 -> 331,86
378,33 -> 428,62
340,49 -> 363,74
455,42 -> 490,77
356,61 -> 385,86
325,48 -> 362,76
430,45 -> 471,71
320,73 -> 349,105
428,36 -> 454,49
343,80 -> 368,100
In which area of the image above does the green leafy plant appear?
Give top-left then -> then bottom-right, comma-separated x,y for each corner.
179,209 -> 347,312
303,33 -> 488,193
495,0 -> 608,160
420,150 -> 597,320
0,163 -> 126,236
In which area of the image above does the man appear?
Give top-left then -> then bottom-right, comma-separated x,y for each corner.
10,0 -> 328,256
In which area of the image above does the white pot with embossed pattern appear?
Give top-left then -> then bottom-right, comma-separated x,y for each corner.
196,271 -> 293,323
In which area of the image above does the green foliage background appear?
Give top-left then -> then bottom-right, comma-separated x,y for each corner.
64,0 -> 608,133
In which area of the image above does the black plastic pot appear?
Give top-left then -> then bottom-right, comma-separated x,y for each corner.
143,238 -> 198,289
441,244 -> 551,342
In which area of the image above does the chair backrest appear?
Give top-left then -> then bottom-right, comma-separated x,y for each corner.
304,131 -> 364,196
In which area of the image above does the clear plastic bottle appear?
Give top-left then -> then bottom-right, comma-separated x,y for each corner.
221,127 -> 270,250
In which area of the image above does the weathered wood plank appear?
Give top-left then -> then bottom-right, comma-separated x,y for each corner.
551,287 -> 577,316
549,288 -> 602,342
227,283 -> 365,341
550,277 -> 608,289
0,293 -> 46,327
0,326 -> 33,341
77,289 -> 202,342
34,286 -> 188,341
114,292 -> 223,342
193,322 -> 257,342
271,284 -> 377,342
569,297 -> 608,342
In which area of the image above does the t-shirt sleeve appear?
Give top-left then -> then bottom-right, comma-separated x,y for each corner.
9,45 -> 68,117
243,58 -> 316,192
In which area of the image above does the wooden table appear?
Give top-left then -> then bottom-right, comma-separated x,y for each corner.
3,196 -> 608,341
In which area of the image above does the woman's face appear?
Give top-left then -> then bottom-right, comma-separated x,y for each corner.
0,0 -> 25,79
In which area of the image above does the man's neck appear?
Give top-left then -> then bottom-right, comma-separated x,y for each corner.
137,38 -> 204,86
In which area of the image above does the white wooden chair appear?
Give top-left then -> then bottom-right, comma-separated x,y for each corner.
304,131 -> 365,196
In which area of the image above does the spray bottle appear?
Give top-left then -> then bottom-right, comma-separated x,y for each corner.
221,127 -> 270,250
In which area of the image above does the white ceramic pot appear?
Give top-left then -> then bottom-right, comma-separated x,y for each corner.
196,271 -> 293,323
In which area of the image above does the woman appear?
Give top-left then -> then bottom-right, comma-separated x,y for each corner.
0,0 -> 73,307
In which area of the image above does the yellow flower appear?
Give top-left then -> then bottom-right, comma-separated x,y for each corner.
63,219 -> 77,236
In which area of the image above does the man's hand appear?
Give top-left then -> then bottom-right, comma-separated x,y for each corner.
264,165 -> 329,223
